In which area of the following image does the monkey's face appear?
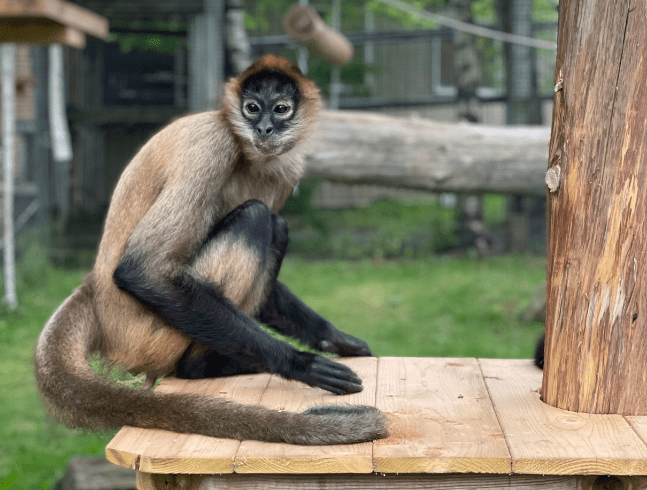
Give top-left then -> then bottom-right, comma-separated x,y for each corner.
239,70 -> 302,156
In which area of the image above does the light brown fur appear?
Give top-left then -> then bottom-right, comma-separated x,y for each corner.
34,55 -> 388,445
91,55 -> 321,376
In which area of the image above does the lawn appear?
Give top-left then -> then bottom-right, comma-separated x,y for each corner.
0,253 -> 545,489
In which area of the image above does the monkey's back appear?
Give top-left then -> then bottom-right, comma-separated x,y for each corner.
92,111 -> 236,375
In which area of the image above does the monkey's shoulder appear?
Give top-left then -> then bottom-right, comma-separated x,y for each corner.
123,111 -> 238,181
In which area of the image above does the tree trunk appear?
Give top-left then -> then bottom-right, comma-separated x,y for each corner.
542,0 -> 647,414
306,110 -> 550,196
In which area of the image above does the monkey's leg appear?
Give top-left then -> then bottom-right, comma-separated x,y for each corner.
258,282 -> 373,357
177,203 -> 369,379
175,202 -> 286,380
116,199 -> 363,395
176,342 -> 259,379
256,214 -> 373,357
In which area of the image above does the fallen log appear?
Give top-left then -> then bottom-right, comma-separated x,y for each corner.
306,110 -> 551,197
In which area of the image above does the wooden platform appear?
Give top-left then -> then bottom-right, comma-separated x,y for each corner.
106,358 -> 647,489
0,0 -> 108,48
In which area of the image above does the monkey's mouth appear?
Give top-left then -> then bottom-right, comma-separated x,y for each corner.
254,140 -> 283,155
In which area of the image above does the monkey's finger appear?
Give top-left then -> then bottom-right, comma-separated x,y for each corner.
320,332 -> 373,357
309,371 -> 364,394
308,359 -> 364,394
316,381 -> 364,396
310,356 -> 362,384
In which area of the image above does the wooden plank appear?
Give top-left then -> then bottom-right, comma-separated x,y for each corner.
107,373 -> 273,475
0,19 -> 86,48
131,379 -> 224,475
480,359 -> 647,475
0,0 -> 108,38
51,0 -> 109,38
625,417 -> 647,449
234,357 -> 377,474
137,471 -> 581,489
373,357 -> 510,474
106,379 -> 199,471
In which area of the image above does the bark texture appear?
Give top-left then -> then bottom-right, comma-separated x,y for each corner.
542,0 -> 647,414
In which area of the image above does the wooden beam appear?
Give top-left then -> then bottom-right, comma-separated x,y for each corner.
69,0 -> 203,16
50,0 -> 108,38
0,0 -> 108,40
137,472 -> 583,489
306,110 -> 550,196
0,19 -> 86,48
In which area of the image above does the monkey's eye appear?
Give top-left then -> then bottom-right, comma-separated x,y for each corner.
273,104 -> 290,114
245,102 -> 260,114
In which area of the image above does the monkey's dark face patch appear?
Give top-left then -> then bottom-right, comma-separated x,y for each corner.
240,70 -> 301,155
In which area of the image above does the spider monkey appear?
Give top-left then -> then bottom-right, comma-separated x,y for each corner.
35,55 -> 388,445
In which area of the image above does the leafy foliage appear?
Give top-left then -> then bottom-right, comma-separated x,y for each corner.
284,181 -> 462,258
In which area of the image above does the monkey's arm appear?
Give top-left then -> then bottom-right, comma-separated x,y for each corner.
258,281 -> 373,357
114,262 -> 362,394
113,180 -> 362,395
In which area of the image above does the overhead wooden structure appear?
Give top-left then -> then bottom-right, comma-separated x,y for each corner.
543,1 -> 647,414
106,357 -> 647,489
0,0 -> 107,309
0,0 -> 109,48
68,0 -> 204,22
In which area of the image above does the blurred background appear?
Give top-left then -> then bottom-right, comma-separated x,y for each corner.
0,0 -> 556,488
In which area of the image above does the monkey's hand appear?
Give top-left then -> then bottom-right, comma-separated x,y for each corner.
317,323 -> 373,357
285,352 -> 364,395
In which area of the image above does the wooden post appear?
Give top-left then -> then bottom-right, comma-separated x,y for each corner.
188,1 -> 224,112
542,0 -> 647,414
297,0 -> 310,75
329,0 -> 342,110
49,44 -> 73,232
204,0 -> 224,110
1,43 -> 17,310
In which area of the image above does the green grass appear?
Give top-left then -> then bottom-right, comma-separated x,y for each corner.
0,267 -> 114,490
283,184 -> 513,259
0,252 -> 545,489
279,256 -> 545,359
283,182 -> 461,258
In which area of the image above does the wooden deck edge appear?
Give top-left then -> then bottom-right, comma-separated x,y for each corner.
373,456 -> 512,474
513,458 -> 647,476
233,456 -> 374,474
106,446 -> 138,471
136,471 -> 585,490
137,457 -> 235,475
106,446 -> 237,475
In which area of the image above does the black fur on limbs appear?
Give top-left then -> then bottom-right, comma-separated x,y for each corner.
114,200 -> 372,395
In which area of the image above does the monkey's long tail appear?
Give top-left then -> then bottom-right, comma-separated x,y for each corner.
34,277 -> 389,445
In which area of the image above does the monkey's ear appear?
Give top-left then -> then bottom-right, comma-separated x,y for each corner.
222,55 -> 320,108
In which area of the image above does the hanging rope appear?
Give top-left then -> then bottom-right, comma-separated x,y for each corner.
375,0 -> 557,51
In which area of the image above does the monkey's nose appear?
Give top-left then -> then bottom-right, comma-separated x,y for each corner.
255,121 -> 274,140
